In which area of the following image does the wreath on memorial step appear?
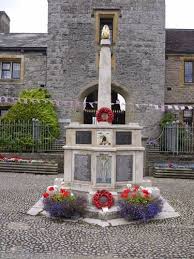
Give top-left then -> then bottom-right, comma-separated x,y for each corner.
92,190 -> 114,209
96,107 -> 114,123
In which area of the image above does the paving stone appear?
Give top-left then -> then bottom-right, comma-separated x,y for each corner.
82,218 -> 110,227
0,173 -> 193,259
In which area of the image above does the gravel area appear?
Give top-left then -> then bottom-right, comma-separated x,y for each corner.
0,172 -> 193,259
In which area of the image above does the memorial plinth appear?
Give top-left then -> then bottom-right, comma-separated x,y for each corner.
63,122 -> 145,193
62,25 -> 148,214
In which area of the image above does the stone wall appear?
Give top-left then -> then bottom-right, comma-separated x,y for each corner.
0,51 -> 47,97
165,54 -> 194,104
0,12 -> 10,33
47,0 -> 165,137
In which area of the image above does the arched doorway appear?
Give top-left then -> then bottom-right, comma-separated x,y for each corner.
84,89 -> 126,124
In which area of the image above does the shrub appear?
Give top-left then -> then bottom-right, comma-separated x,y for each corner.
2,88 -> 59,138
160,112 -> 176,128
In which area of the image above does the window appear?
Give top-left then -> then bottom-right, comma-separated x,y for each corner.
0,61 -> 21,80
183,108 -> 193,126
100,17 -> 113,43
0,109 -> 9,117
184,61 -> 194,83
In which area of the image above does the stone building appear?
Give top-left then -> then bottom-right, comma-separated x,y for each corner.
1,1 -> 193,138
166,29 -> 194,126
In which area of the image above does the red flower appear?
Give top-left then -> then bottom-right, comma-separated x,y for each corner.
48,186 -> 55,191
133,185 -> 139,192
60,189 -> 70,197
143,193 -> 149,199
120,189 -> 131,199
43,192 -> 49,198
142,189 -> 149,195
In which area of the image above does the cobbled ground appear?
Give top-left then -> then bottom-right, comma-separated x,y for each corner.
0,172 -> 193,259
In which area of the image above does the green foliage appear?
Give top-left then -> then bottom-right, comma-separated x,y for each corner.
52,193 -> 76,202
2,88 -> 59,138
160,112 -> 175,128
125,197 -> 150,205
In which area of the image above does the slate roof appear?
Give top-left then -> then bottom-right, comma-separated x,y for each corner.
166,29 -> 194,54
0,30 -> 194,54
0,33 -> 47,50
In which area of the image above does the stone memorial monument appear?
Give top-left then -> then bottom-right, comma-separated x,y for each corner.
62,25 -> 149,200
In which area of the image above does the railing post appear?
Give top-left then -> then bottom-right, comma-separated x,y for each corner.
176,124 -> 179,155
32,118 -> 35,153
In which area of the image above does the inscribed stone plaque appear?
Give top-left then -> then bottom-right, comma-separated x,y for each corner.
74,154 -> 91,181
97,131 -> 112,146
116,155 -> 133,181
116,131 -> 132,145
76,131 -> 92,144
96,154 -> 111,183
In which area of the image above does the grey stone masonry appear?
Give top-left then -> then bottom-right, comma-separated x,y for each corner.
0,51 -> 47,97
0,11 -> 10,33
47,0 -> 165,137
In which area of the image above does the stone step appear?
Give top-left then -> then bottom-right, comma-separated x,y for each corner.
0,162 -> 58,174
153,172 -> 194,179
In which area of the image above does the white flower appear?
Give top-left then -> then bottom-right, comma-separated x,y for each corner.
127,184 -> 132,189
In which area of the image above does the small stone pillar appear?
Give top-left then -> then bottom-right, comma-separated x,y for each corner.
98,38 -> 111,110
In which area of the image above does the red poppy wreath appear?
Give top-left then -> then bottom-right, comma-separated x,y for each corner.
96,107 -> 114,123
92,190 -> 114,209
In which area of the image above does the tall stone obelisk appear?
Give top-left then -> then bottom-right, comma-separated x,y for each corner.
98,25 -> 112,110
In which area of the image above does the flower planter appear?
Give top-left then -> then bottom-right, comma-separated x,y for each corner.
118,198 -> 163,221
118,184 -> 163,222
42,186 -> 87,219
43,196 -> 87,219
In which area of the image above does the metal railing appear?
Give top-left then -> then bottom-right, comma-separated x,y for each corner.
146,123 -> 194,154
0,119 -> 64,153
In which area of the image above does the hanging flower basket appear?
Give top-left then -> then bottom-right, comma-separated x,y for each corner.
96,107 -> 114,123
42,186 -> 87,219
118,184 -> 163,222
92,190 -> 114,209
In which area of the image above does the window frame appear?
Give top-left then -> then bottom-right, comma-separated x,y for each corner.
0,55 -> 24,84
180,56 -> 194,86
0,108 -> 9,117
184,61 -> 194,84
94,10 -> 120,45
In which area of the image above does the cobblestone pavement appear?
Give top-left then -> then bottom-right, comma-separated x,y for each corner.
0,172 -> 193,259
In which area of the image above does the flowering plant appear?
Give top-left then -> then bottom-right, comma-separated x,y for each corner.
96,107 -> 114,123
42,186 -> 87,219
118,184 -> 163,222
92,190 -> 114,209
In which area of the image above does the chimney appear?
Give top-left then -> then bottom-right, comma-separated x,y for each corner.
0,11 -> 10,33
